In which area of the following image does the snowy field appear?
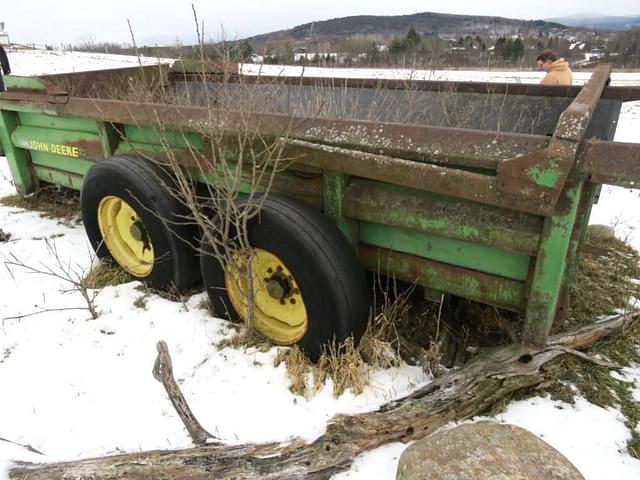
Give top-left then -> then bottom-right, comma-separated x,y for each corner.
240,63 -> 640,86
6,49 -> 171,76
1,50 -> 640,479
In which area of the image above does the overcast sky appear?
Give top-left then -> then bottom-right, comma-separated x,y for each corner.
1,1 -> 638,46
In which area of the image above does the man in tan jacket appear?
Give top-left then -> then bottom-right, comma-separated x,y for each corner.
536,50 -> 572,85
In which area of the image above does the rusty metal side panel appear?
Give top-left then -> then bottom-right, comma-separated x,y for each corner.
359,246 -> 526,312
358,222 -> 531,281
29,151 -> 94,176
32,165 -> 84,190
42,64 -> 170,100
343,179 -> 543,255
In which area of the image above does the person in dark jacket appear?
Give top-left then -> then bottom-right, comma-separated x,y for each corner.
0,45 -> 11,92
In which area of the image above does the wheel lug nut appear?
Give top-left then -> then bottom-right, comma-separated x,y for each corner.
276,265 -> 283,272
267,268 -> 273,274
290,298 -> 296,304
280,299 -> 285,305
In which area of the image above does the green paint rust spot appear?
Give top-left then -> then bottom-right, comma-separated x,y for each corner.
527,162 -> 562,188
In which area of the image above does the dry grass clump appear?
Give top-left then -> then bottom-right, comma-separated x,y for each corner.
272,280 -> 440,398
133,296 -> 148,310
313,338 -> 369,396
0,186 -> 81,225
562,233 -> 640,333
84,260 -> 131,289
216,326 -> 272,354
0,228 -> 11,243
273,346 -> 310,397
274,339 -> 368,397
457,301 -> 521,349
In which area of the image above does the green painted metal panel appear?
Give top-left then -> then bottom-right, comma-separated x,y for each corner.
344,179 -> 542,255
358,222 -> 531,281
323,172 -> 357,244
97,122 -> 122,158
114,141 -> 198,159
18,112 -> 99,134
0,110 -> 34,194
30,151 -> 94,176
11,125 -> 101,148
123,125 -> 204,150
196,171 -> 263,195
0,102 -> 60,116
4,76 -> 48,90
33,166 -> 84,190
10,125 -> 103,161
522,180 -> 584,347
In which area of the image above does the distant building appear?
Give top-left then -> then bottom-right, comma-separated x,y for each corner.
293,52 -> 339,62
0,22 -> 10,46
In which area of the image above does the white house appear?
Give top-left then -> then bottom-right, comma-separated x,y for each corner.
293,52 -> 339,62
0,22 -> 10,46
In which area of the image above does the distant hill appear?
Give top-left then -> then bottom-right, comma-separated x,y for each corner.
247,11 -> 570,48
546,13 -> 640,31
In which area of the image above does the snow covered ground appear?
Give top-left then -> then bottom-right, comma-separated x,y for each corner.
240,63 -> 640,86
1,50 -> 640,479
5,48 -> 171,76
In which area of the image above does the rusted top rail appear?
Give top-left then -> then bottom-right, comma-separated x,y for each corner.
168,62 -> 640,101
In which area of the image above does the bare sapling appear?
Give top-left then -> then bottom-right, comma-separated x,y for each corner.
120,7 -> 298,343
3,238 -> 101,320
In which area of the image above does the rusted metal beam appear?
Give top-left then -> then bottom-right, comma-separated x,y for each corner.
284,139 -> 522,213
579,140 -> 640,188
0,94 -> 551,170
358,245 -> 526,312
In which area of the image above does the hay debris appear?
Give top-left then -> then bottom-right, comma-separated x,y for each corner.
0,186 -> 81,225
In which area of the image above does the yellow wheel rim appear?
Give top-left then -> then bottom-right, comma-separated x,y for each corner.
225,248 -> 308,344
97,196 -> 155,277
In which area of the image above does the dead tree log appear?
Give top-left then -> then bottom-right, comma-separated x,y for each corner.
152,340 -> 217,445
9,310 -> 639,480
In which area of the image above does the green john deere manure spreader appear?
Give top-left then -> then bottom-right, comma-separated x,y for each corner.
1,62 -> 640,359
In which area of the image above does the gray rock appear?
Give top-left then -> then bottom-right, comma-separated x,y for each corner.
587,224 -> 616,242
396,421 -> 584,480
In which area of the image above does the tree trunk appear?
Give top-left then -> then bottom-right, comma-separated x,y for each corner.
9,311 -> 638,480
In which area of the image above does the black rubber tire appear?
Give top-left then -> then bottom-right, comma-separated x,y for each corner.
200,194 -> 370,361
81,155 -> 200,291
